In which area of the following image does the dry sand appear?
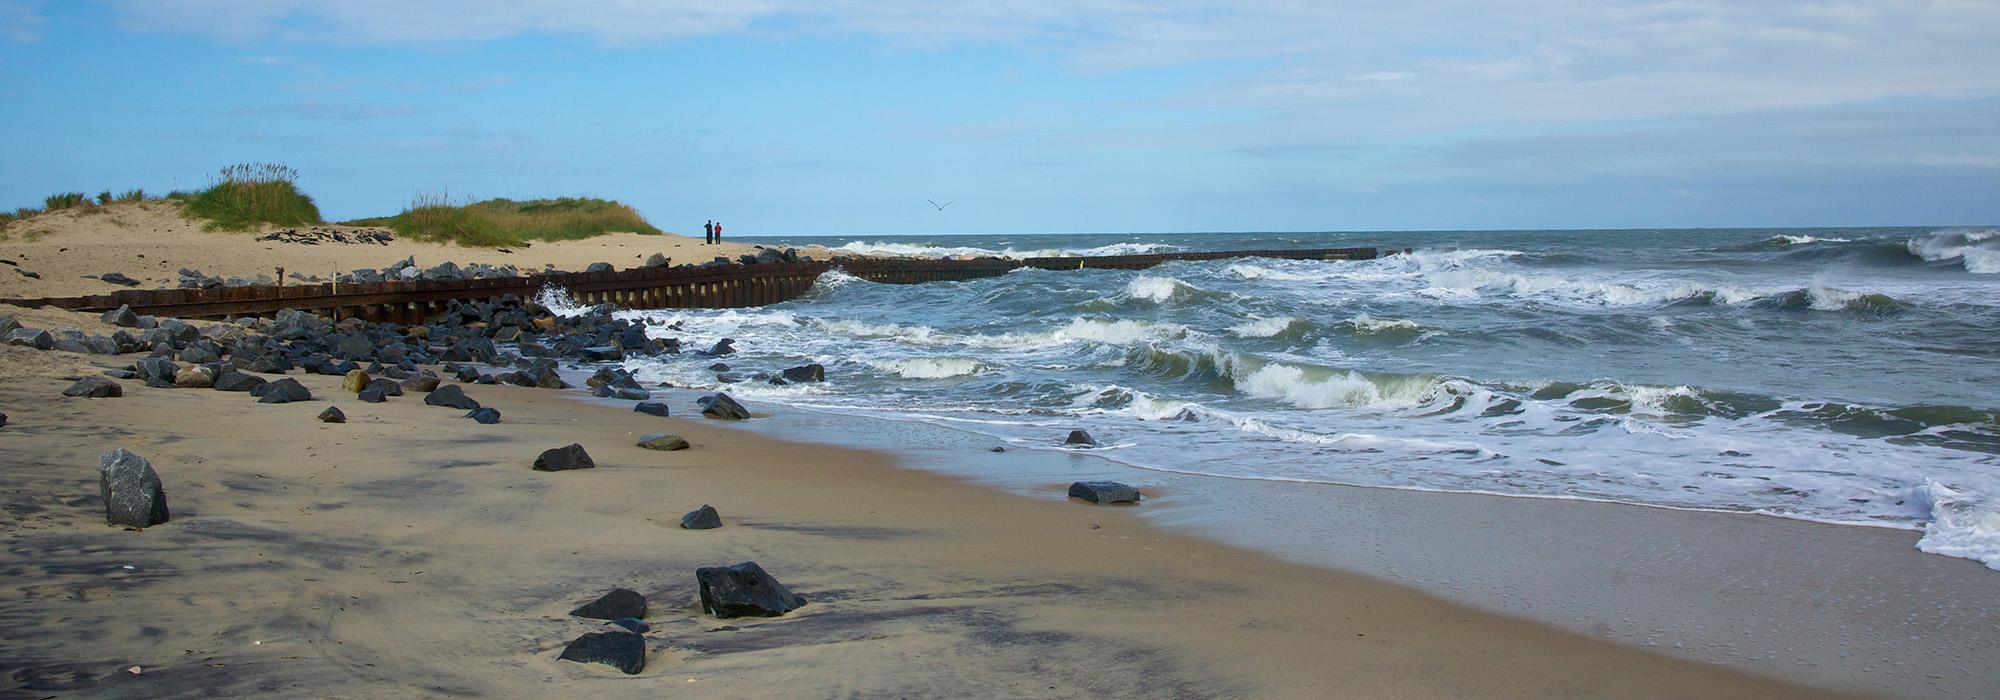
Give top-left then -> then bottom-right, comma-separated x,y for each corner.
0,201 -> 819,299
0,315 -> 1866,698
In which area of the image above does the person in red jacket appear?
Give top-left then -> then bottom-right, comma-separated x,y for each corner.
714,221 -> 723,244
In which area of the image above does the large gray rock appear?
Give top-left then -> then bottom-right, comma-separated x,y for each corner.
464,407 -> 501,424
636,433 -> 688,451
1064,429 -> 1098,446
62,377 -> 123,398
99,272 -> 141,286
1067,480 -> 1142,504
100,305 -> 143,327
99,449 -> 168,528
424,384 -> 480,409
696,561 -> 806,618
212,371 -> 266,392
400,375 -> 440,393
557,631 -> 644,675
173,365 -> 216,389
533,443 -> 594,472
6,328 -> 54,350
584,261 -> 615,273
633,402 -> 670,417
257,378 -> 312,404
696,392 -> 749,420
318,406 -> 346,423
681,505 -> 721,530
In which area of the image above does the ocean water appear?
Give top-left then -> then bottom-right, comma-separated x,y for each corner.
595,227 -> 2000,569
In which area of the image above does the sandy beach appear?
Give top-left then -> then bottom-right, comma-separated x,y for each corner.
0,201 -> 813,299
0,310 -> 1868,698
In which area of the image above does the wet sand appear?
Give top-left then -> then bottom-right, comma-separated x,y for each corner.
0,336 -> 1862,698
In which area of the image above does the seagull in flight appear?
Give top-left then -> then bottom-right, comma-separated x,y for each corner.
926,198 -> 955,211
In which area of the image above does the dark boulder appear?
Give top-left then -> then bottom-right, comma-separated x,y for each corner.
614,388 -> 651,401
781,364 -> 825,383
318,406 -> 346,423
1067,480 -> 1142,504
1065,429 -> 1098,446
636,433 -> 689,451
570,588 -> 646,620
363,378 -> 404,397
357,386 -> 388,403
6,328 -> 55,350
707,362 -> 730,372
591,385 -> 616,398
681,504 -> 722,529
644,253 -> 669,268
706,338 -> 736,355
584,261 -> 615,273
100,305 -> 143,327
0,411 -> 7,427
533,443 -> 595,472
63,377 -> 123,398
99,448 -> 168,528
633,402 -> 670,417
99,272 -> 142,286
425,384 -> 480,409
557,631 -> 644,675
464,407 -> 501,424
212,371 -> 266,393
257,378 -> 312,404
135,357 -> 179,388
697,392 -> 750,420
696,561 -> 806,618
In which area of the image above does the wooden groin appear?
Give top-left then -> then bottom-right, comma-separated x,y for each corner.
0,247 -> 1378,323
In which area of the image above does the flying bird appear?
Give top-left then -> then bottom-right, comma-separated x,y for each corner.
927,198 -> 954,211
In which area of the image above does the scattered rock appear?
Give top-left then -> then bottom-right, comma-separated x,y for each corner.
363,378 -> 403,397
570,588 -> 646,620
633,402 -> 670,417
1065,429 -> 1098,446
557,631 -> 644,675
100,305 -> 143,327
173,365 -> 216,389
99,449 -> 168,528
644,253 -> 669,267
533,443 -> 594,471
99,272 -> 141,286
318,406 -> 346,423
696,561 -> 806,618
1068,480 -> 1142,505
257,378 -> 312,404
6,328 -> 55,350
341,369 -> 371,393
706,338 -> 736,355
425,384 -> 480,409
357,387 -> 388,403
464,407 -> 501,424
681,504 -> 722,529
62,377 -> 123,398
584,262 -> 615,273
400,375 -> 440,392
780,364 -> 825,383
637,433 -> 689,451
613,387 -> 651,401
212,371 -> 266,393
0,412 -> 7,428
696,392 -> 750,420
988,446 -> 1007,453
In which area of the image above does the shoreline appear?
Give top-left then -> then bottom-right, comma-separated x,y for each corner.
632,386 -> 2000,699
0,329 -> 1862,698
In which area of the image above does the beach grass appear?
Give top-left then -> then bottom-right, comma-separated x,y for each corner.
349,194 -> 661,247
180,163 -> 323,231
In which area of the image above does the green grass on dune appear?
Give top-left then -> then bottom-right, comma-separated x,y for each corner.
348,195 -> 662,247
180,163 -> 323,231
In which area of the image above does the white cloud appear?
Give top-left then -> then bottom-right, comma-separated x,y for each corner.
100,2 -> 2000,113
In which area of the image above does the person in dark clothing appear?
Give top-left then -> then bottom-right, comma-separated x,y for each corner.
704,220 -> 714,245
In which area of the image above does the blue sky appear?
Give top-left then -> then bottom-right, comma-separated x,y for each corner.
2,1 -> 1997,235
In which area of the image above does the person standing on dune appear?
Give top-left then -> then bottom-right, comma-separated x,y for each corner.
715,221 -> 723,245
704,220 -> 715,245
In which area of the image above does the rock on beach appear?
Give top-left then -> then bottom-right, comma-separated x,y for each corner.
99,448 -> 169,528
696,561 -> 806,618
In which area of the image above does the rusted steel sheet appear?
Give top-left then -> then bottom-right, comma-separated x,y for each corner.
1,247 -> 1377,319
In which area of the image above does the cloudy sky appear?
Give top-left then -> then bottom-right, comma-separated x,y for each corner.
2,1 -> 1996,235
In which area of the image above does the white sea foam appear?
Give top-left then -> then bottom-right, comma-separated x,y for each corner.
1229,316 -> 1300,338
1917,481 -> 2000,571
1225,263 -> 1320,281
831,240 -> 1183,260
533,285 -> 593,317
870,356 -> 984,379
1770,234 -> 1852,245
1907,229 -> 2000,274
1345,314 -> 1419,333
1124,275 -> 1188,303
